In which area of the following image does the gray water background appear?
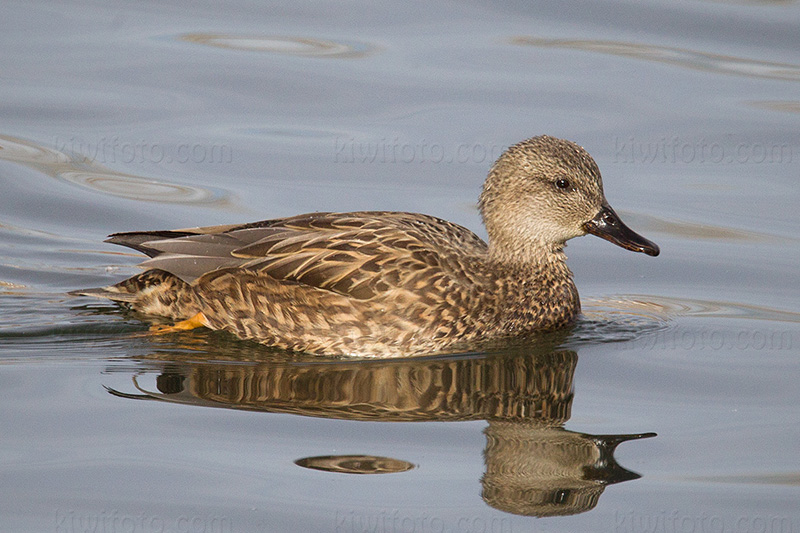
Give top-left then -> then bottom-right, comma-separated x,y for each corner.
1,1 -> 799,532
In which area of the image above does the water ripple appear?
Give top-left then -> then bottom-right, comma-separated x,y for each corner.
181,33 -> 375,58
747,100 -> 800,114
0,134 -> 231,206
584,294 -> 800,324
688,473 -> 800,486
512,38 -> 800,82
625,211 -> 792,243
571,294 -> 800,348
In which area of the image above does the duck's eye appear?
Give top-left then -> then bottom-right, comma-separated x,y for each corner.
555,178 -> 571,190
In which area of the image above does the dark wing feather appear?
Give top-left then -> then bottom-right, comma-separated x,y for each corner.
105,230 -> 197,257
112,211 -> 487,300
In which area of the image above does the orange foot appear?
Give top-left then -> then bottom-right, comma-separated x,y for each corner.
149,312 -> 209,335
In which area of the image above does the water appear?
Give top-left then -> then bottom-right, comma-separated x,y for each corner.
1,0 -> 799,531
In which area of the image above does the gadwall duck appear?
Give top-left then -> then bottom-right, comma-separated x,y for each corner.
73,136 -> 658,357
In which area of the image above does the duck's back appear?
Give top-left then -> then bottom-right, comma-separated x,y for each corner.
110,211 -> 488,295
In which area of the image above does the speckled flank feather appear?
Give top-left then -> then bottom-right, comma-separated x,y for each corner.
74,136 -> 658,357
96,212 -> 578,356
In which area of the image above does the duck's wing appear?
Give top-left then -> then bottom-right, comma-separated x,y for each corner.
107,211 -> 487,300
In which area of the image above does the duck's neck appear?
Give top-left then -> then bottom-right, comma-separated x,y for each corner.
487,235 -> 567,267
487,241 -> 580,333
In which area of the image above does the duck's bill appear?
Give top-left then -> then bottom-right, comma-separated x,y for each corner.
583,204 -> 660,256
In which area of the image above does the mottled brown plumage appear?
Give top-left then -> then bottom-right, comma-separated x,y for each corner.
73,136 -> 659,357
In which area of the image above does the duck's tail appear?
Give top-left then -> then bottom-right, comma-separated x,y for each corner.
69,269 -> 186,304
70,269 -> 200,320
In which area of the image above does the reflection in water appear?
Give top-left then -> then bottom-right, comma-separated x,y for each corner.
512,38 -> 800,82
295,455 -> 415,474
0,134 -> 231,207
483,424 -> 653,517
181,33 -> 374,58
107,343 -> 655,517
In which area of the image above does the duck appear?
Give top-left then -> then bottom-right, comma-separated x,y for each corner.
72,135 -> 659,357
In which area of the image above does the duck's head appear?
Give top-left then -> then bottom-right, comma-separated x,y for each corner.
479,135 -> 659,262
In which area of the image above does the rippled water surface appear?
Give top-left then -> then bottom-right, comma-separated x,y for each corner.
1,1 -> 799,532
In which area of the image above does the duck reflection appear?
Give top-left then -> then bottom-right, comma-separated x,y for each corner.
482,423 -> 652,516
106,341 -> 654,517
